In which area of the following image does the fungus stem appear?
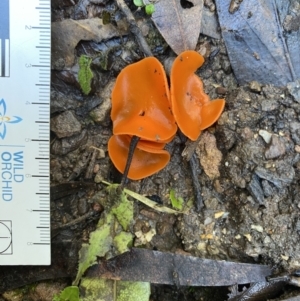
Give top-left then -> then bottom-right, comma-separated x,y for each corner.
120,135 -> 140,189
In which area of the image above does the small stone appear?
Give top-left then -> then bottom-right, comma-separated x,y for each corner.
89,80 -> 114,125
94,173 -> 103,183
281,254 -> 289,261
198,41 -> 211,58
251,224 -> 264,233
93,164 -> 100,173
216,86 -> 227,95
141,24 -> 150,36
214,211 -> 225,219
156,221 -> 168,235
261,99 -> 278,111
247,175 -> 264,205
204,198 -> 219,210
204,217 -> 213,225
197,242 -> 207,251
77,199 -> 89,215
249,81 -> 262,92
163,57 -> 175,77
255,165 -> 294,189
263,236 -> 271,244
259,129 -> 272,143
96,148 -> 105,158
221,59 -> 232,74
295,145 -> 300,153
51,111 -> 81,138
290,122 -> 300,144
204,0 -> 215,11
90,98 -> 111,125
144,229 -> 156,243
261,180 -> 275,197
265,135 -> 286,159
201,233 -> 213,240
244,233 -> 252,242
51,130 -> 88,155
207,243 -> 219,255
287,79 -> 300,103
196,132 -> 222,179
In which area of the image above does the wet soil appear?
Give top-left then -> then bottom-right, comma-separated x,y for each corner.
2,0 -> 300,300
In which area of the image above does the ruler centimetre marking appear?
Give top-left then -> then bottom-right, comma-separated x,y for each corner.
0,0 -> 50,265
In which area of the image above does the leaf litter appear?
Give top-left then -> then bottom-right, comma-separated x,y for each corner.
151,0 -> 204,54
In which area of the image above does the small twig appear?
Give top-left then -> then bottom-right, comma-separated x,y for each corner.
115,0 -> 153,57
85,148 -> 99,180
51,210 -> 100,238
120,135 -> 140,189
182,134 -> 202,161
179,132 -> 203,211
189,154 -> 203,211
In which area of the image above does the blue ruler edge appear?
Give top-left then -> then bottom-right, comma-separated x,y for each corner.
0,0 -> 10,77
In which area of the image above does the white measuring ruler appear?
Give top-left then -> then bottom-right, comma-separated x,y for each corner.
0,0 -> 50,265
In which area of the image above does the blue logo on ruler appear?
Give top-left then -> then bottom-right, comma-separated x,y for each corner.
0,0 -> 10,77
0,99 -> 22,139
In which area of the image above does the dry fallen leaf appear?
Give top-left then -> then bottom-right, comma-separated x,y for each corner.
51,18 -> 127,69
86,248 -> 272,286
196,132 -> 222,179
215,0 -> 299,85
152,0 -> 203,55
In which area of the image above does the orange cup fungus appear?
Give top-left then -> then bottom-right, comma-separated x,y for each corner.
170,50 -> 225,141
108,57 -> 177,180
108,50 -> 225,180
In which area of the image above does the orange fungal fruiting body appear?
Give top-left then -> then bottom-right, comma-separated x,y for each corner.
170,50 -> 225,141
108,135 -> 170,180
108,50 -> 225,180
108,56 -> 177,180
111,57 -> 177,142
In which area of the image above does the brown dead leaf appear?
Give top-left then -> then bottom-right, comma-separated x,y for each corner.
86,248 -> 272,286
51,18 -> 127,69
196,132 -> 222,179
152,0 -> 203,55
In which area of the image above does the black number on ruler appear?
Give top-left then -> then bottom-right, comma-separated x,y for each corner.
0,0 -> 9,77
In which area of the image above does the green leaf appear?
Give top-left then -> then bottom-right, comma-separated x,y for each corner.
111,190 -> 134,231
80,278 -> 150,301
113,231 -> 133,254
80,278 -> 113,301
145,4 -> 155,15
133,0 -> 144,7
78,55 -> 94,95
169,189 -> 184,210
117,281 -> 150,301
73,213 -> 114,285
52,286 -> 79,301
